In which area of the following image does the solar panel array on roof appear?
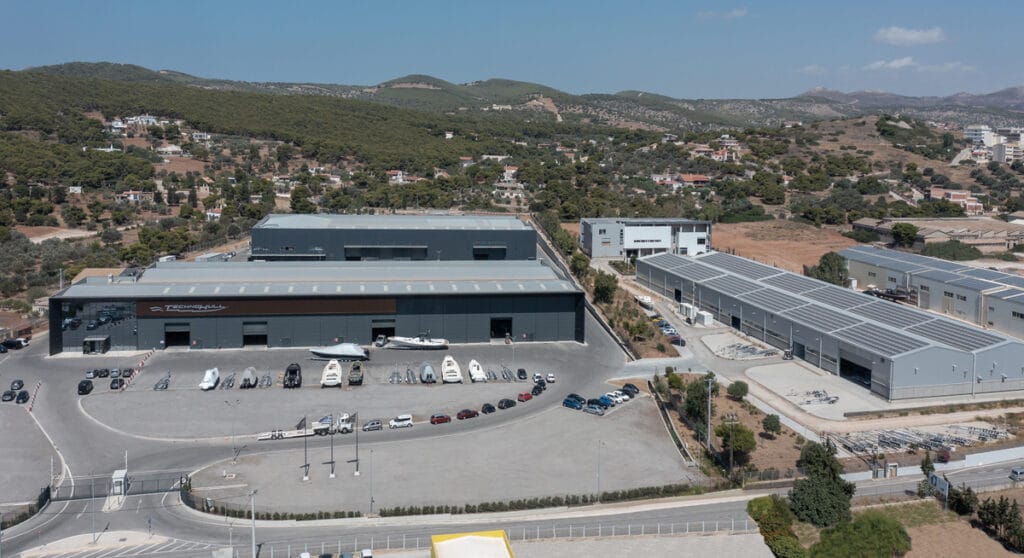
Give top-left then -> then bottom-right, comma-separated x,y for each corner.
950,277 -> 1005,292
643,253 -> 681,270
803,285 -> 873,309
849,300 -> 933,329
698,253 -> 782,280
907,320 -> 1006,352
833,323 -> 929,357
762,273 -> 823,294
782,303 -> 861,332
737,288 -> 807,313
671,263 -> 725,282
960,267 -> 1015,281
1001,276 -> 1024,289
914,269 -> 964,283
704,275 -> 763,297
987,288 -> 1024,301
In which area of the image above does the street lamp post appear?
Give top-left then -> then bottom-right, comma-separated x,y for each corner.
249,490 -> 258,558
225,399 -> 241,463
329,425 -> 336,479
354,412 -> 360,477
596,440 -> 603,502
369,449 -> 375,514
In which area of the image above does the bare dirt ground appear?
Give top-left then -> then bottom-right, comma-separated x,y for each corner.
713,220 -> 857,273
15,226 -> 96,243
154,156 -> 207,175
666,373 -> 804,477
560,221 -> 580,240
813,117 -> 976,185
905,522 -> 1006,557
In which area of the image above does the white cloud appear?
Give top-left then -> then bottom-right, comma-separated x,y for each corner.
796,64 -> 825,75
864,57 -> 917,70
698,7 -> 747,20
873,26 -> 946,46
918,61 -> 975,73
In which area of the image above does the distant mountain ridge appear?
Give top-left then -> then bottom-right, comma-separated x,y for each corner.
23,62 -> 1024,130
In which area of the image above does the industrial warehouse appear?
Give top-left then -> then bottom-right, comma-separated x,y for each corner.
636,251 -> 1024,400
48,259 -> 584,355
250,214 -> 537,261
841,245 -> 1024,340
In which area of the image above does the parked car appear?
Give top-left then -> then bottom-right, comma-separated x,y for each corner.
481,403 -> 496,414
86,320 -> 99,330
531,384 -> 544,396
457,409 -> 479,420
605,392 -> 624,404
583,405 -> 605,416
153,378 -> 169,391
2,338 -> 28,349
562,397 -> 583,410
498,398 -> 517,409
16,390 -> 30,404
0,344 -> 7,353
1,390 -> 14,402
110,369 -> 121,379
534,378 -> 546,389
516,368 -> 528,381
389,414 -> 414,429
517,392 -> 533,402
546,373 -> 556,383
587,398 -> 609,409
110,378 -> 124,390
362,419 -> 383,432
85,369 -> 96,379
622,383 -> 641,396
96,369 -> 110,378
121,368 -> 134,379
613,389 -> 631,401
566,393 -> 586,405
429,413 -> 451,425
598,395 -> 615,408
10,379 -> 24,391
78,380 -> 94,395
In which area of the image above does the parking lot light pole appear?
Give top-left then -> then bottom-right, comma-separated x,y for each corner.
329,428 -> 336,479
225,399 -> 241,463
249,490 -> 257,558
353,412 -> 360,476
369,449 -> 375,514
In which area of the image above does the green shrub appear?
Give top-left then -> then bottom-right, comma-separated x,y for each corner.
810,511 -> 910,557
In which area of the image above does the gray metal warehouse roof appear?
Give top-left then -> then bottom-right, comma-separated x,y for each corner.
254,214 -> 533,231
841,245 -> 1024,298
640,251 -> 1016,357
56,260 -> 578,299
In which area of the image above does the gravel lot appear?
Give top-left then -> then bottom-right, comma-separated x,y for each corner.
191,394 -> 700,513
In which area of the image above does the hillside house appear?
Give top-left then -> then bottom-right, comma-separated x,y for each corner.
679,174 -> 710,187
156,144 -> 183,156
116,190 -> 154,204
929,187 -> 984,216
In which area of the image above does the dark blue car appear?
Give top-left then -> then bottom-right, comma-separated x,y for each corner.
562,397 -> 583,410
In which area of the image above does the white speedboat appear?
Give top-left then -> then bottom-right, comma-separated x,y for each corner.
310,342 -> 368,360
320,359 -> 343,387
386,331 -> 449,350
467,359 -> 486,383
441,355 -> 463,383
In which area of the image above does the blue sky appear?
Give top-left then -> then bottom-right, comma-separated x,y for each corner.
3,0 -> 1021,99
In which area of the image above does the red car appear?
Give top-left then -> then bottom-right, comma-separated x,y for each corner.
430,413 -> 451,425
517,392 -> 533,402
456,409 -> 479,420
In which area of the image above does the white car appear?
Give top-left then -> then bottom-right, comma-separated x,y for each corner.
614,389 -> 631,401
389,414 -> 413,429
533,373 -> 543,383
605,392 -> 624,404
546,373 -> 556,383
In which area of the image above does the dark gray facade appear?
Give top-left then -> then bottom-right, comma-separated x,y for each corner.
250,214 -> 537,261
49,260 -> 584,355
637,252 -> 1024,401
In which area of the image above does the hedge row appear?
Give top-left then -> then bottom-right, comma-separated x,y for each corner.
748,495 -> 807,558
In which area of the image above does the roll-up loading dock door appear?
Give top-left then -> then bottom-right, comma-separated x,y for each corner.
242,322 -> 268,346
164,323 -> 190,347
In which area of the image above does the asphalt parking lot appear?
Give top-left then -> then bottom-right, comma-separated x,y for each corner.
191,392 -> 699,513
79,337 -> 620,440
0,403 -> 59,504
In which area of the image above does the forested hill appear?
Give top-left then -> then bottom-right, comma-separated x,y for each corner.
22,62 -> 1024,130
0,70 -> 602,171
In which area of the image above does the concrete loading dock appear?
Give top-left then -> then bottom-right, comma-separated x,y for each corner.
48,259 -> 584,354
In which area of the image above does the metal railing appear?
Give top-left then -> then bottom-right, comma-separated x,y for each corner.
259,518 -> 756,557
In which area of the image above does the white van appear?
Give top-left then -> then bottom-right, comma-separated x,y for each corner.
199,367 -> 220,390
388,414 -> 413,429
1011,467 -> 1024,481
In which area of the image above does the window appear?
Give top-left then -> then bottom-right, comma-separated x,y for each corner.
989,306 -> 995,311
1014,311 -> 1024,320
598,228 -> 606,235
956,295 -> 967,301
919,284 -> 929,291
868,272 -> 877,278
887,276 -> 897,283
944,291 -> 954,298
697,238 -> 706,244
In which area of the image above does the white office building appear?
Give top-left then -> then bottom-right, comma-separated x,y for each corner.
579,218 -> 711,259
